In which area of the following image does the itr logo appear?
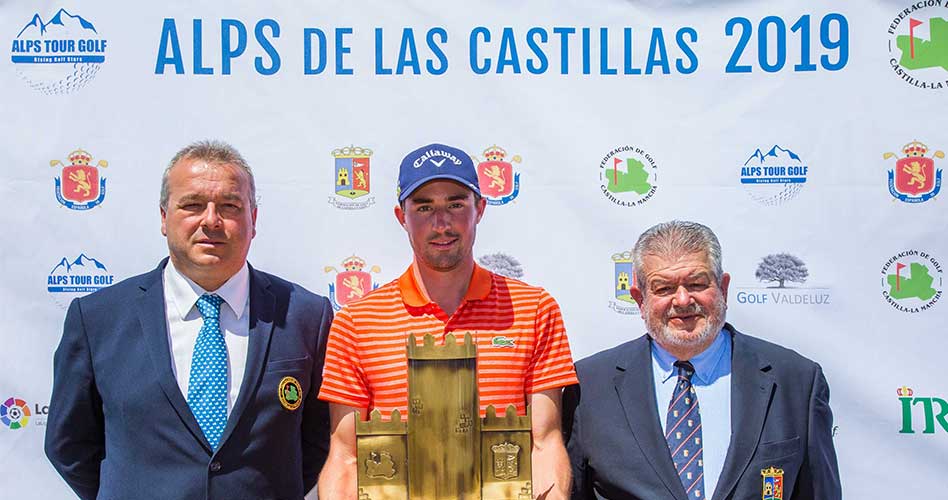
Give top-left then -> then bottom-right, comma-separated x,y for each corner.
898,386 -> 948,434
1,397 -> 31,430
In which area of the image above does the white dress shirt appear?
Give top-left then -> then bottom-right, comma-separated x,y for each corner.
163,261 -> 250,415
652,329 -> 732,500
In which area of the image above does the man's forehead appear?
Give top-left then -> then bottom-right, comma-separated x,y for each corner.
641,251 -> 713,277
172,158 -> 241,176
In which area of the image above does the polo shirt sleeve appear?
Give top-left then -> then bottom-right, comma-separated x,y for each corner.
317,308 -> 371,409
525,290 -> 579,394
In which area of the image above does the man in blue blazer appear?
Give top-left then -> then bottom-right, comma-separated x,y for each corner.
45,141 -> 332,500
564,221 -> 840,500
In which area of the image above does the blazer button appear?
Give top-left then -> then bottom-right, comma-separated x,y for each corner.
209,461 -> 222,472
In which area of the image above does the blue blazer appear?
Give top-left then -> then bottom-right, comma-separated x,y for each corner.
45,259 -> 332,500
564,325 -> 841,500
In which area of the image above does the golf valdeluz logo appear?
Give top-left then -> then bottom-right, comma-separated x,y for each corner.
47,253 -> 114,308
740,145 -> 808,206
735,253 -> 831,306
599,145 -> 658,207
609,251 -> 639,315
887,3 -> 948,90
324,255 -> 381,310
884,140 -> 942,203
1,396 -> 49,430
51,148 -> 109,210
11,8 -> 107,95
329,145 -> 375,210
474,145 -> 521,205
881,250 -> 942,313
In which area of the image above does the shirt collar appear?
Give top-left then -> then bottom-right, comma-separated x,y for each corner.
164,260 -> 250,320
397,261 -> 492,308
650,328 -> 731,386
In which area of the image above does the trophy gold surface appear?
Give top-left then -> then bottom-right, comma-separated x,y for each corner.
356,333 -> 533,500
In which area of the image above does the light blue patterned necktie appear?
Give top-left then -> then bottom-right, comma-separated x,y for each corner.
187,294 -> 228,450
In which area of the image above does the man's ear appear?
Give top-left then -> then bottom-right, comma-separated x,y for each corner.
631,286 -> 644,308
394,204 -> 406,227
474,196 -> 487,223
160,206 -> 168,236
250,206 -> 258,238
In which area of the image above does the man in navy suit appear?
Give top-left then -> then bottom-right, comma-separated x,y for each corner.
45,140 -> 332,500
564,221 -> 840,500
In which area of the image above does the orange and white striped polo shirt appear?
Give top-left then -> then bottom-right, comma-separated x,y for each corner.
318,263 -> 578,417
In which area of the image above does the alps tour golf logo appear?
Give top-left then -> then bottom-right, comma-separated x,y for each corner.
739,145 -> 809,206
10,8 -> 108,94
47,253 -> 114,308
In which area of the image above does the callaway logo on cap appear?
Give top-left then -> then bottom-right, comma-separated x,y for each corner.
398,143 -> 481,202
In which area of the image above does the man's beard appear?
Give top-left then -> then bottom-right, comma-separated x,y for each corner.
643,293 -> 727,350
420,230 -> 466,271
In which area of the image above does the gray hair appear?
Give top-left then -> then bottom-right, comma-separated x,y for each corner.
632,221 -> 723,291
160,140 -> 256,209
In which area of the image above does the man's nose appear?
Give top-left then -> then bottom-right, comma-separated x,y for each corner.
201,203 -> 223,228
432,208 -> 451,229
671,286 -> 692,306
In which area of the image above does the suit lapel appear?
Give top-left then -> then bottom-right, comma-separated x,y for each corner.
218,266 -> 276,448
614,336 -> 689,500
136,259 -> 211,452
711,326 -> 775,500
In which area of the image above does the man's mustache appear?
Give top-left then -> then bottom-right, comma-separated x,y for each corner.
665,303 -> 705,320
427,231 -> 460,242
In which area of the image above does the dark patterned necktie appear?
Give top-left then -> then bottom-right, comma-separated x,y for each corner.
665,360 -> 705,499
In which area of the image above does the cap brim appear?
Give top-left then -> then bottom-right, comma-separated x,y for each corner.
398,174 -> 481,202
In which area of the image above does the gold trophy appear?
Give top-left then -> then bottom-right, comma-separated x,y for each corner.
356,333 -> 533,500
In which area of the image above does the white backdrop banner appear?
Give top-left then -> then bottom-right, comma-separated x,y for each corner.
2,0 -> 945,497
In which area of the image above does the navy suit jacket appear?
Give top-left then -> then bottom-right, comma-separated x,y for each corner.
45,259 -> 333,500
564,324 -> 841,500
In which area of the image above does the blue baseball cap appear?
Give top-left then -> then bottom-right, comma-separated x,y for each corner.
397,143 -> 481,202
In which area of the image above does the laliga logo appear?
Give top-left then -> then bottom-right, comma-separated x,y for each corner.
51,148 -> 109,210
10,8 -> 107,94
0,397 -> 30,430
1,397 -> 48,430
324,255 -> 381,310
